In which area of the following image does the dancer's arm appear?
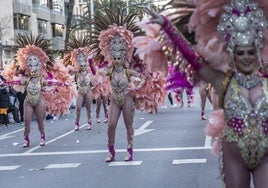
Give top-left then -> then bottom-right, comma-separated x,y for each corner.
143,7 -> 225,92
2,80 -> 22,85
45,79 -> 68,86
128,69 -> 146,91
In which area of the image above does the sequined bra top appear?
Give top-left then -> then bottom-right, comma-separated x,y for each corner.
111,69 -> 129,93
77,71 -> 92,95
26,77 -> 42,106
110,69 -> 129,107
222,77 -> 268,169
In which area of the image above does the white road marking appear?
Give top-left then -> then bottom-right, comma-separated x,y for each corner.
108,161 -> 142,166
0,165 -> 20,170
45,163 -> 81,169
172,159 -> 207,165
0,128 -> 24,141
134,120 -> 154,136
24,123 -> 88,153
204,136 -> 212,147
0,146 -> 212,157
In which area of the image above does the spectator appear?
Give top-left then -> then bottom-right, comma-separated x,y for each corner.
7,86 -> 20,123
17,91 -> 26,122
0,85 -> 9,126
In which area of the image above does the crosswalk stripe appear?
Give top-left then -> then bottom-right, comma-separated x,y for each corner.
172,159 -> 207,165
0,165 -> 20,170
45,163 -> 81,169
108,161 -> 142,166
204,136 -> 212,147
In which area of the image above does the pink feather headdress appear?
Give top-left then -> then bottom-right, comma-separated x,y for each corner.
98,24 -> 134,67
189,0 -> 268,72
70,47 -> 90,70
16,45 -> 49,75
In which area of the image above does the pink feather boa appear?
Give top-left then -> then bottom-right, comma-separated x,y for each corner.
133,20 -> 168,77
133,71 -> 167,113
204,109 -> 226,155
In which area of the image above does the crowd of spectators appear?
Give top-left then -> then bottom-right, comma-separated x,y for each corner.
0,74 -> 26,126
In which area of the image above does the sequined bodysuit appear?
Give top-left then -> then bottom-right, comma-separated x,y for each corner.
110,69 -> 129,107
26,77 -> 42,106
77,71 -> 92,95
222,77 -> 268,169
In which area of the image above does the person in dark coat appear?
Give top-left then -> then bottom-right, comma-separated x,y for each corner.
0,86 -> 9,126
17,91 -> 26,122
7,86 -> 20,123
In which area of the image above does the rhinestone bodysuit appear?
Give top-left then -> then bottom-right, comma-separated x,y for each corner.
222,77 -> 268,169
26,77 -> 42,106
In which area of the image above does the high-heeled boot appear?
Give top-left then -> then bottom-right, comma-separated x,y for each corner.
124,147 -> 133,161
40,134 -> 45,146
105,146 -> 115,162
96,115 -> 101,123
201,111 -> 207,120
23,135 -> 30,148
103,114 -> 108,123
87,119 -> 92,130
74,121 -> 79,131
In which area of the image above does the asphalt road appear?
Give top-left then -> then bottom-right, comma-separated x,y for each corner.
0,91 -> 222,188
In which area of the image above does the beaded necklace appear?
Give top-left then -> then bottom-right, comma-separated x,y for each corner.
234,73 -> 260,90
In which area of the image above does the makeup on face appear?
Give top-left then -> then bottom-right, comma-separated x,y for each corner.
234,45 -> 258,75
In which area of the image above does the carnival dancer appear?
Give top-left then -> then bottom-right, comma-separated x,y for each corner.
174,87 -> 193,107
63,34 -> 96,131
95,94 -> 109,123
98,24 -> 146,162
92,71 -> 110,124
144,0 -> 268,186
71,48 -> 95,131
198,80 -> 212,120
2,34 -> 72,148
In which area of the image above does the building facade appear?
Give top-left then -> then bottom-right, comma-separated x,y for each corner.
0,0 -> 66,68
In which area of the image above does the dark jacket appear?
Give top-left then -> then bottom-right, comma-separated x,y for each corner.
0,87 -> 9,108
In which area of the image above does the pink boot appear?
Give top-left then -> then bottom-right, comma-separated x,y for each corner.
74,121 -> 79,131
87,120 -> 92,130
105,146 -> 115,162
124,148 -> 133,161
40,134 -> 45,146
23,135 -> 30,148
201,111 -> 207,120
103,115 -> 108,123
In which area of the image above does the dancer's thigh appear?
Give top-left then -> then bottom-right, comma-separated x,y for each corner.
222,137 -> 251,188
252,150 -> 268,188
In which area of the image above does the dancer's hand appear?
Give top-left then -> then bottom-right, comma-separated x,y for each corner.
142,6 -> 164,26
64,81 -> 71,86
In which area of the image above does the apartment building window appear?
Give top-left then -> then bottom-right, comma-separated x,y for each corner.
13,14 -> 30,31
52,23 -> 63,37
38,19 -> 47,34
53,0 -> 63,13
32,0 -> 48,6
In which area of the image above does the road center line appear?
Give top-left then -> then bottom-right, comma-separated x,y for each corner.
0,146 -> 212,158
